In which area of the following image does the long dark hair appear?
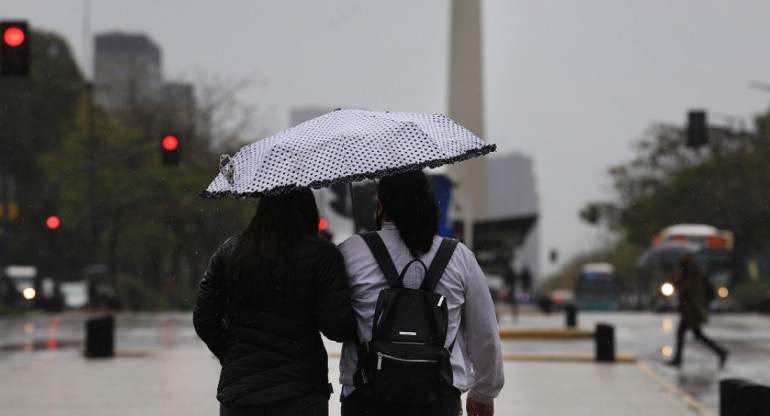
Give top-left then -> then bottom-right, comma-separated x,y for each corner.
228,189 -> 319,301
377,170 -> 439,257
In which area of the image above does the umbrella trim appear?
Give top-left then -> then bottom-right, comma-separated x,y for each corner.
198,143 -> 497,199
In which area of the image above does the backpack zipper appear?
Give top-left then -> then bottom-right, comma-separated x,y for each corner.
377,352 -> 438,370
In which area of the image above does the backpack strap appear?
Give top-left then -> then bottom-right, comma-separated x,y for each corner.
420,238 -> 458,291
360,232 -> 400,289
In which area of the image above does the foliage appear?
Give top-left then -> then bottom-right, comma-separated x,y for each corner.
2,29 -> 258,311
1,30 -> 84,266
579,119 -> 770,289
730,280 -> 770,311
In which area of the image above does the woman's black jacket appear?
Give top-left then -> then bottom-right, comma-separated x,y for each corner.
193,234 -> 353,405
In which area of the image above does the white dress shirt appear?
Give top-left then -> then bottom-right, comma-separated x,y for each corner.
338,222 -> 504,403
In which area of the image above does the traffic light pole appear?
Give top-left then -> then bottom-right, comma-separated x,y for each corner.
87,82 -> 100,259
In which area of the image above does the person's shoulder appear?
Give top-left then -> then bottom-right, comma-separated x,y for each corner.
216,234 -> 239,254
439,237 -> 472,257
339,233 -> 366,250
300,234 -> 339,251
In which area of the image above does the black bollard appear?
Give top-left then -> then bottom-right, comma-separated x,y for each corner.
721,378 -> 750,416
595,323 -> 615,362
565,304 -> 577,328
85,315 -> 115,358
736,382 -> 770,416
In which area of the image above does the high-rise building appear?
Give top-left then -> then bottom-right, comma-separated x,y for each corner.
485,153 -> 540,279
93,32 -> 163,124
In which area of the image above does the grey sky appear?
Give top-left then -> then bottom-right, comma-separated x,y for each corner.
4,0 -> 770,276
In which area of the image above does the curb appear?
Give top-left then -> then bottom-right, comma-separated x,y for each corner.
635,361 -> 718,416
501,352 -> 637,363
499,328 -> 593,339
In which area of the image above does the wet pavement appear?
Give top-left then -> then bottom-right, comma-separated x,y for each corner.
0,309 -> 767,414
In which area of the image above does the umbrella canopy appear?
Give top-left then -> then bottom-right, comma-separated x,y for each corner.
634,240 -> 701,269
200,109 -> 496,199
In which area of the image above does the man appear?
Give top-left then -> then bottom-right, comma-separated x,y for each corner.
667,254 -> 728,368
338,170 -> 504,416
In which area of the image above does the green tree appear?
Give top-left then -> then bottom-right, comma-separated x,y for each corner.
2,29 -> 256,310
0,30 -> 83,266
582,118 -> 770,290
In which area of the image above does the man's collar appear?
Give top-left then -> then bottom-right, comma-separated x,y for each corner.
381,221 -> 396,230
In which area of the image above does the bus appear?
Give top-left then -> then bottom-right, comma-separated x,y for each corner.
575,263 -> 622,311
648,224 -> 734,309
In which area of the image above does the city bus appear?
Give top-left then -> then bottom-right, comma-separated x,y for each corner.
648,224 -> 734,309
574,263 -> 622,311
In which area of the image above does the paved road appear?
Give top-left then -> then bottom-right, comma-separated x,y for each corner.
0,309 -> 768,414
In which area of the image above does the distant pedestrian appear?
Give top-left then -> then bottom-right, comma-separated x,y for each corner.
338,171 -> 504,416
502,265 -> 517,306
193,189 -> 354,416
520,265 -> 532,299
666,254 -> 728,368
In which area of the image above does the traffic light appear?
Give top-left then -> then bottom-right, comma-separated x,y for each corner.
1,21 -> 30,77
161,134 -> 180,165
687,110 -> 708,148
46,215 -> 60,230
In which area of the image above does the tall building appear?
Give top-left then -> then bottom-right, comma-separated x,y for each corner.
485,153 -> 541,279
93,32 -> 163,125
446,0 -> 487,248
445,0 -> 541,283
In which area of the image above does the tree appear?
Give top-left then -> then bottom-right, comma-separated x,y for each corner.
582,119 -> 770,287
2,29 -> 261,310
1,30 -> 83,267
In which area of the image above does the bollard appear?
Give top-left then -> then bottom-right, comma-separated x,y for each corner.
721,378 -> 751,416
736,382 -> 770,416
85,315 -> 115,358
595,323 -> 615,362
721,378 -> 770,416
565,304 -> 577,328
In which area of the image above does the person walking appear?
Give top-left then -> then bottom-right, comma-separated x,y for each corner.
667,253 -> 728,368
193,189 -> 354,416
338,170 -> 504,416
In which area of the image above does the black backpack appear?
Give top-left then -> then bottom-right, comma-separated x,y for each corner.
353,232 -> 458,403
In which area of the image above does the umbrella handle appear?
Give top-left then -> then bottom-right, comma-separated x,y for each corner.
349,182 -> 360,234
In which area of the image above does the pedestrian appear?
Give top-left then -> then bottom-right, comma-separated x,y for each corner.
520,265 -> 532,299
338,170 -> 504,416
193,189 -> 354,416
666,253 -> 728,368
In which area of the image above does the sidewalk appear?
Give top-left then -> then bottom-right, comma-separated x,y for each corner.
0,343 -> 715,416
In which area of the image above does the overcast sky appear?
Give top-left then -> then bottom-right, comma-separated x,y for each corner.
5,0 -> 770,276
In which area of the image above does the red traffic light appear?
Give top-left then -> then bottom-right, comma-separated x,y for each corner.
319,218 -> 328,231
3,26 -> 25,47
162,135 -> 179,151
1,21 -> 29,76
46,216 -> 61,230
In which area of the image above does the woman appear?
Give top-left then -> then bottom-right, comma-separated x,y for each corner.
338,171 -> 504,416
194,189 -> 353,416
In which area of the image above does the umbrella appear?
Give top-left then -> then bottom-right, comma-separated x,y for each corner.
634,240 -> 701,269
200,109 -> 496,199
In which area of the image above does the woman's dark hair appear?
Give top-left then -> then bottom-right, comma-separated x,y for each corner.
229,188 -> 319,301
377,170 -> 439,257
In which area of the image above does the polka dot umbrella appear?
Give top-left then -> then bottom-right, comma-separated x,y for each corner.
200,109 -> 496,200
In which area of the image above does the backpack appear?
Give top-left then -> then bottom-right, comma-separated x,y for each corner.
353,232 -> 458,403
